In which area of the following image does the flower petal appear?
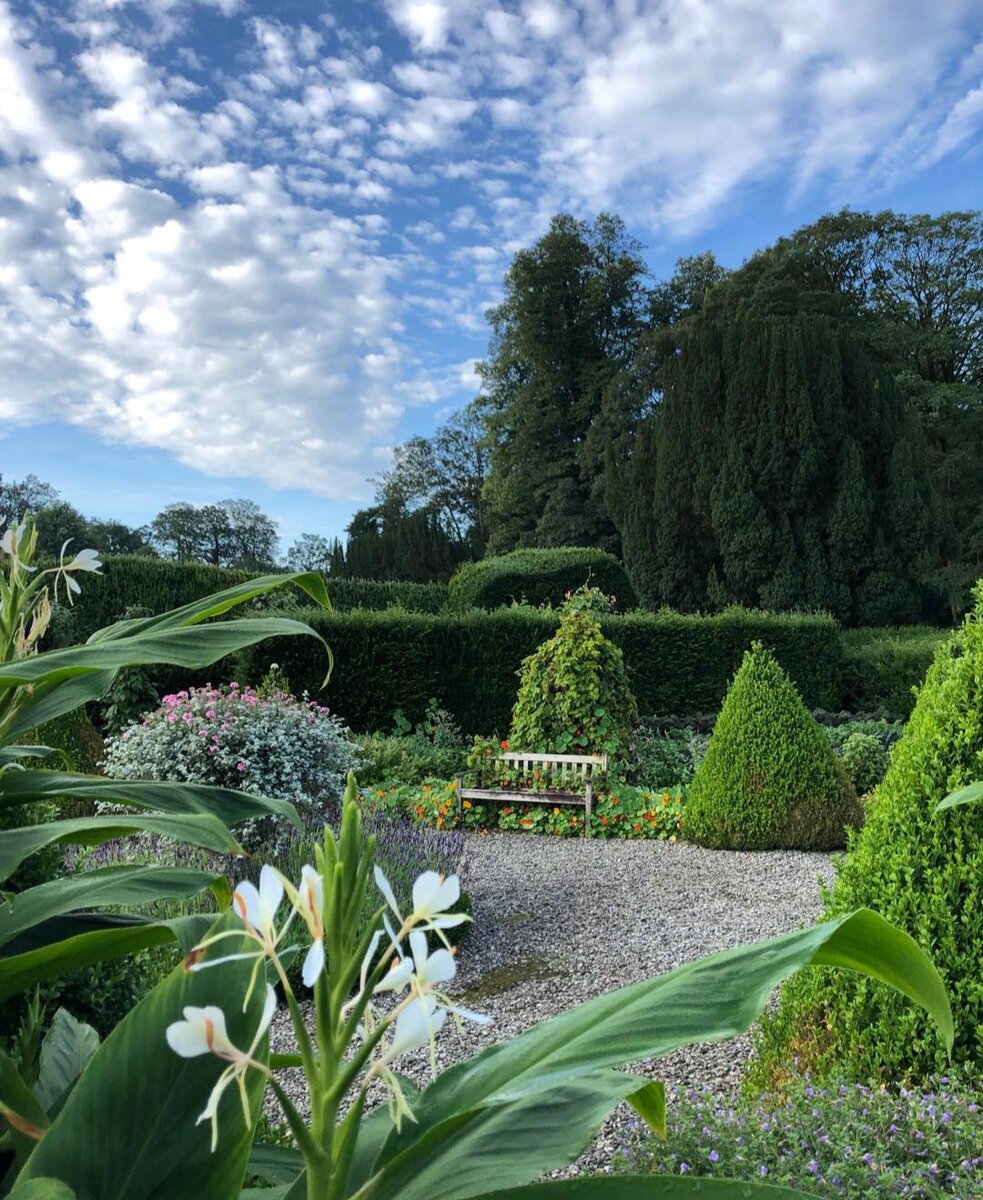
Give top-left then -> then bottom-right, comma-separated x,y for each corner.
388,995 -> 446,1059
233,880 -> 262,929
374,865 -> 401,918
258,865 -> 284,927
374,955 -> 414,995
302,938 -> 325,988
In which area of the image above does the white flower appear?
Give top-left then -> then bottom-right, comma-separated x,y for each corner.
410,871 -> 468,930
166,984 -> 275,1151
294,864 -> 325,987
383,995 -> 447,1063
373,953 -> 414,996
408,930 -> 491,1026
188,866 -> 292,1004
64,546 -> 102,572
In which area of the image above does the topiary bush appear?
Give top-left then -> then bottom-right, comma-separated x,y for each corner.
509,592 -> 639,761
749,588 -> 983,1089
448,546 -> 637,612
684,644 -> 860,851
838,731 -> 890,795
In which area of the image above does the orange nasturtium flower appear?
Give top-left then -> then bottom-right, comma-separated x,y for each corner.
462,799 -> 473,809
500,740 -> 509,750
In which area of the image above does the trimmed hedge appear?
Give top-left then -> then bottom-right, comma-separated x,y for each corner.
448,547 -> 637,612
235,606 -> 842,733
60,556 -> 449,643
839,625 -> 948,717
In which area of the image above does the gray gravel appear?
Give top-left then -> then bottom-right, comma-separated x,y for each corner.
270,832 -> 835,1173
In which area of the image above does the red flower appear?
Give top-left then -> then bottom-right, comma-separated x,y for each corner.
500,740 -> 509,751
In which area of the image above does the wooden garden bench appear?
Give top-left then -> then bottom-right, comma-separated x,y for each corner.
456,751 -> 608,837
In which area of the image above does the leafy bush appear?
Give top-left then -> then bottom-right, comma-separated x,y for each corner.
839,731 -> 890,795
510,593 -> 639,760
630,727 -> 706,787
103,683 -> 356,852
840,626 -> 948,717
751,591 -> 983,1086
685,644 -> 860,850
238,605 -> 843,733
448,546 -> 637,612
823,717 -> 905,754
353,700 -> 467,787
621,1076 -> 983,1197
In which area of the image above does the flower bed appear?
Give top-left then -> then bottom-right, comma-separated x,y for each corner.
363,777 -> 685,840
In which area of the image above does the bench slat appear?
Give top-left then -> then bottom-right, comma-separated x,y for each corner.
459,788 -> 587,806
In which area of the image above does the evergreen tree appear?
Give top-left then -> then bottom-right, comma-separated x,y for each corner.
479,213 -> 648,554
619,308 -> 942,623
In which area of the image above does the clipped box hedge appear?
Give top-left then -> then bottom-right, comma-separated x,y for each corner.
448,547 -> 637,612
839,626 -> 949,717
235,606 -> 842,733
61,556 -> 448,643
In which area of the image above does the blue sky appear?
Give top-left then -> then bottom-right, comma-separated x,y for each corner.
2,0 -> 981,553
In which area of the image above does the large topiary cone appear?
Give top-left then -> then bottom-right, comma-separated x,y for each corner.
685,643 -> 859,851
749,589 -> 983,1088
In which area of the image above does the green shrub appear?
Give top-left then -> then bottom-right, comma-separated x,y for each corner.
448,547 -> 637,612
235,606 -> 842,733
629,727 -> 694,787
34,708 -> 105,776
750,591 -> 983,1087
839,731 -> 890,795
684,644 -> 860,850
840,625 -> 948,717
353,701 -> 467,787
510,598 -> 639,760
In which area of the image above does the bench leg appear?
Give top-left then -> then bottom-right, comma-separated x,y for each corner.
585,782 -> 593,839
456,772 -> 464,821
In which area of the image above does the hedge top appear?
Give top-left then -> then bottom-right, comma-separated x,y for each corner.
448,547 -> 637,612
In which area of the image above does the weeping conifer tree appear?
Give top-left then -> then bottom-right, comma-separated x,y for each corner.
616,308 -> 942,625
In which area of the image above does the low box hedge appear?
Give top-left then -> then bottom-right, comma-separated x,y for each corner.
235,606 -> 843,733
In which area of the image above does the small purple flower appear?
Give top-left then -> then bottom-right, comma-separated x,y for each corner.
708,1151 -> 719,1163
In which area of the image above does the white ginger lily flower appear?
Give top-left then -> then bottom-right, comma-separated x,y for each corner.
295,864 -> 325,987
408,930 -> 491,1027
64,546 -> 102,572
188,866 -> 292,1006
384,994 -> 447,1062
374,866 -> 469,938
166,983 -> 275,1152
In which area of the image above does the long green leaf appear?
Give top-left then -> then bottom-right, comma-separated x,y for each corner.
0,866 -> 219,949
0,813 -> 243,885
0,618 -> 324,688
5,673 -> 116,738
359,1071 -> 652,1200
246,1143 -> 303,1186
87,571 -> 330,641
18,912 -> 269,1200
937,780 -> 983,810
0,1046 -> 49,1170
0,771 -> 300,830
368,910 -> 952,1183
0,747 -> 61,765
7,1179 -> 77,1199
475,1179 -> 814,1199
0,915 -> 210,1002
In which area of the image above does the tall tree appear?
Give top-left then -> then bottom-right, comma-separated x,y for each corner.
619,306 -> 942,625
150,499 -> 278,569
286,533 -> 332,573
478,212 -> 648,553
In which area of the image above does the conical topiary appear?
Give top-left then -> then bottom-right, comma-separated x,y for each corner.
684,643 -> 859,851
749,588 -> 983,1089
509,590 -> 638,762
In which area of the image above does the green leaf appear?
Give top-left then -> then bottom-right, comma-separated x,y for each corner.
0,866 -> 220,950
0,1045 -> 49,1168
359,1071 -> 652,1200
370,910 -> 952,1183
0,748 -> 61,765
627,1080 -> 666,1140
937,780 -> 983,810
246,1143 -> 303,1186
473,1179 -> 815,1199
4,673 -> 117,740
18,912 -> 269,1200
34,1010 -> 100,1115
7,1179 -> 77,1200
0,813 -> 244,885
0,771 -> 300,831
0,915 -> 209,1002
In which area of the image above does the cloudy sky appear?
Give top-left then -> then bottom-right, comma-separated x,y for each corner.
2,0 -> 980,548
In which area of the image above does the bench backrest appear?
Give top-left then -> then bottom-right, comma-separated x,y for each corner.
499,750 -> 607,785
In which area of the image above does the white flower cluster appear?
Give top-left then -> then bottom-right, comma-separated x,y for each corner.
168,863 -> 486,1147
103,684 -> 357,851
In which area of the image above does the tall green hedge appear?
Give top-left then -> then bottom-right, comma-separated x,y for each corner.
235,606 -> 842,733
839,626 -> 948,717
59,556 -> 449,644
448,547 -> 637,612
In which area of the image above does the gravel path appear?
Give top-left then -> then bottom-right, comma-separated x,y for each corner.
271,832 -> 835,1172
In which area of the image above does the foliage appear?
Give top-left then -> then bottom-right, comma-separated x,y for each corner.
622,1075 -> 983,1197
840,626 -> 948,716
4,777 -> 953,1200
341,501 -> 472,583
616,308 -> 942,625
685,645 -> 860,851
0,512 -> 332,1010
150,498 -> 278,570
102,683 -> 356,853
241,605 -> 843,733
352,700 -> 467,788
479,213 -> 649,554
510,595 -> 639,760
629,727 -> 707,788
448,546 -> 636,612
751,588 -> 983,1086
838,732 -> 890,795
